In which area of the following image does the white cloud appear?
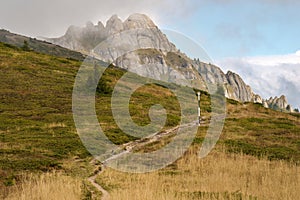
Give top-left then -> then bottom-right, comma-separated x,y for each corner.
0,0 -> 200,37
243,51 -> 300,66
217,51 -> 300,109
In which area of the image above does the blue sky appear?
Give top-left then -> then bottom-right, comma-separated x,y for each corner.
1,0 -> 299,60
0,0 -> 299,108
160,0 -> 300,60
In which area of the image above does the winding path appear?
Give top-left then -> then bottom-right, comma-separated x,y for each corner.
87,121 -> 199,200
88,170 -> 110,200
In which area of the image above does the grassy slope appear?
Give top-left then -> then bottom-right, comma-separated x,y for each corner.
0,42 -> 91,190
0,29 -> 85,61
222,100 -> 300,161
96,151 -> 299,200
0,42 -> 299,198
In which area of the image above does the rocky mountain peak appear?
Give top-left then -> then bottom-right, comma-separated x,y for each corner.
65,25 -> 79,36
262,94 -> 296,112
279,95 -> 288,102
97,21 -> 105,29
45,13 -> 174,54
106,14 -> 124,34
123,13 -> 156,29
86,21 -> 94,29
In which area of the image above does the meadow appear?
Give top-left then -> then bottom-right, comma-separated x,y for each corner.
0,42 -> 299,199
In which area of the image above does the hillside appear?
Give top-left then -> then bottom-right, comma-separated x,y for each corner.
0,29 -> 86,61
0,42 -> 299,199
0,42 -> 88,192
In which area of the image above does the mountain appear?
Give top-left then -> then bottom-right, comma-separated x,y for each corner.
0,29 -> 85,61
44,13 -> 295,111
45,14 -> 176,56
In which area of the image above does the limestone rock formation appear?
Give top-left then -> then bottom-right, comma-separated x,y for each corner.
114,49 -> 206,90
106,15 -> 124,35
225,71 -> 254,102
262,100 -> 269,108
123,13 -> 157,29
46,21 -> 107,54
252,94 -> 263,104
45,13 -> 176,56
195,61 -> 228,84
265,95 -> 293,112
44,13 -> 294,111
195,60 -> 261,103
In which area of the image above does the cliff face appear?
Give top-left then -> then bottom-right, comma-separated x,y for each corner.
195,60 -> 261,103
45,13 -> 293,110
114,49 -> 207,90
225,71 -> 255,102
46,21 -> 107,54
46,14 -> 176,56
46,14 -> 202,89
265,95 -> 293,112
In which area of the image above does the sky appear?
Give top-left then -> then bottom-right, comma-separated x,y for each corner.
0,0 -> 299,108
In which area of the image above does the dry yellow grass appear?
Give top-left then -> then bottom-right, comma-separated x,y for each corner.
2,149 -> 299,200
4,172 -> 82,200
96,149 -> 299,200
45,122 -> 66,129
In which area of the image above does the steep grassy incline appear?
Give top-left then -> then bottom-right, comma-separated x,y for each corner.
0,42 -> 89,185
0,41 -> 299,193
0,42 -> 183,189
222,101 -> 300,161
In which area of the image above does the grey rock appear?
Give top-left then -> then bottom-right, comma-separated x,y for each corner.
252,94 -> 263,104
106,14 -> 124,35
264,95 -> 292,112
45,13 -> 175,56
196,61 -> 228,84
194,59 -> 260,103
123,13 -> 157,30
225,71 -> 254,102
92,26 -> 177,63
262,100 -> 269,108
114,49 -> 206,90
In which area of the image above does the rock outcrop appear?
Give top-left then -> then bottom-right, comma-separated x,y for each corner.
46,21 -> 108,54
265,95 -> 293,112
114,49 -> 206,90
252,94 -> 263,104
195,60 -> 261,102
262,100 -> 269,108
106,15 -> 124,35
225,71 -> 255,102
123,13 -> 157,29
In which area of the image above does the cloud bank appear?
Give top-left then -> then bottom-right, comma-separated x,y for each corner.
217,51 -> 300,109
0,0 -> 200,37
5,0 -> 296,38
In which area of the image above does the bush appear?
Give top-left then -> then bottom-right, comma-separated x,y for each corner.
21,40 -> 31,51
